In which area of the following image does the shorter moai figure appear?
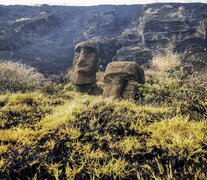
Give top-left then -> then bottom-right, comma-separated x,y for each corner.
103,61 -> 145,99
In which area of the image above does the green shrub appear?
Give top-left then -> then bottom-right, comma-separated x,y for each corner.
136,70 -> 207,105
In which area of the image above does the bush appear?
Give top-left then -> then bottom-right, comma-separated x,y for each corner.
0,61 -> 46,92
135,69 -> 207,121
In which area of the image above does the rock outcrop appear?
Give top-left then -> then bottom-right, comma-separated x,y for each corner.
182,47 -> 207,71
0,4 -> 207,74
103,62 -> 145,99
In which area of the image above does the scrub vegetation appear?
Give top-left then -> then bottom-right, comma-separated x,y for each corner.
0,57 -> 206,179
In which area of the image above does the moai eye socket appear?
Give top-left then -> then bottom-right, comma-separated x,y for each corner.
84,46 -> 95,53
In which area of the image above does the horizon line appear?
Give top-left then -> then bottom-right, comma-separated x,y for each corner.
0,1 -> 206,7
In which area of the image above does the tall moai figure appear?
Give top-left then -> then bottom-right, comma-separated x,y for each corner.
70,40 -> 99,93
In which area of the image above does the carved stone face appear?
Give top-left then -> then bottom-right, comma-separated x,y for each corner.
71,41 -> 98,86
103,62 -> 145,99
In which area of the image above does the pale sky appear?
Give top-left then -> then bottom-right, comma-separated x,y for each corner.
0,0 -> 206,6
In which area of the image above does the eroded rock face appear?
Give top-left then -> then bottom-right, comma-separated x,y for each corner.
70,40 -> 99,93
182,47 -> 207,71
112,47 -> 154,65
0,4 -> 207,74
103,62 -> 145,99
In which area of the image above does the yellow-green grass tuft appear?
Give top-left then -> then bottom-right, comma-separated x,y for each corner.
0,67 -> 206,179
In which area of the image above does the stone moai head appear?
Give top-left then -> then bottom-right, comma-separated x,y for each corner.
103,62 -> 145,99
70,40 -> 99,93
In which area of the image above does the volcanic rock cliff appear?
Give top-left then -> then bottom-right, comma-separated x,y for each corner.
0,3 -> 207,74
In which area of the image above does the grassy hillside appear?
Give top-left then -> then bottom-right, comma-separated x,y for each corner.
0,60 -> 206,179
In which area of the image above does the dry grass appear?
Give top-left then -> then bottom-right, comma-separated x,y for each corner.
0,61 -> 46,92
150,52 -> 181,72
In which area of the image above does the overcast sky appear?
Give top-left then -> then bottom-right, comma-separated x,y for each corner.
0,0 -> 206,6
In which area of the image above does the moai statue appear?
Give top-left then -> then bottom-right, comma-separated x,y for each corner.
70,40 -> 99,93
103,61 -> 145,99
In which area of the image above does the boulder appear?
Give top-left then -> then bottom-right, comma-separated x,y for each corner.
103,61 -> 145,99
70,40 -> 99,93
112,47 -> 153,65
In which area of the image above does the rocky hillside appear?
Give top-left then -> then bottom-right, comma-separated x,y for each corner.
0,3 -> 207,74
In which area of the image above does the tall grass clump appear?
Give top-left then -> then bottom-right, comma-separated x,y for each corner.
0,61 -> 46,92
150,52 -> 181,72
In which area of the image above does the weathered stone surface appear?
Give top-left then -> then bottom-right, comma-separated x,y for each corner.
0,4 -> 207,74
182,47 -> 207,71
74,84 -> 103,95
122,80 -> 139,100
70,40 -> 99,93
70,40 -> 98,85
112,47 -> 154,65
103,62 -> 145,99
